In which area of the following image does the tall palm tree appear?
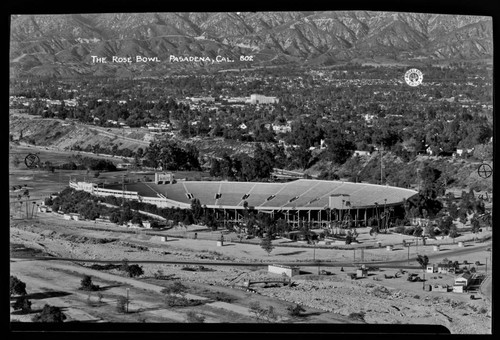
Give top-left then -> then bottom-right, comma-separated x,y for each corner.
416,254 -> 429,289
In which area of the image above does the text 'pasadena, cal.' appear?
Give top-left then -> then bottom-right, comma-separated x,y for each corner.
91,55 -> 254,64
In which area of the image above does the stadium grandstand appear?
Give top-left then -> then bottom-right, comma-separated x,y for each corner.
73,178 -> 418,228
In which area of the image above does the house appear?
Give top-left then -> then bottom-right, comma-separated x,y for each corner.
455,272 -> 472,287
69,213 -> 81,221
453,285 -> 465,293
437,263 -> 456,274
426,264 -> 438,273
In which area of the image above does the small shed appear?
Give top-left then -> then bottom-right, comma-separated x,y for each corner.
268,264 -> 300,277
453,285 -> 465,293
433,284 -> 449,292
356,268 -> 368,278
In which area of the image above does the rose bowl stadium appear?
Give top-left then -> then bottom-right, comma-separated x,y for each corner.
71,175 -> 418,227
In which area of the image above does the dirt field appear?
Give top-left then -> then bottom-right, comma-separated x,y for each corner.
10,213 -> 492,333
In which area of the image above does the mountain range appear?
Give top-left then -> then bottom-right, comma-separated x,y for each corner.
9,11 -> 493,78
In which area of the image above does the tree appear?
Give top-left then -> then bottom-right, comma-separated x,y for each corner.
190,198 -> 203,222
416,254 -> 429,288
32,304 -> 67,322
126,264 -> 144,278
260,235 -> 274,256
416,255 -> 429,269
80,275 -> 100,291
10,276 -> 27,297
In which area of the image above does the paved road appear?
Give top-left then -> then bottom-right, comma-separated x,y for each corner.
12,255 -> 421,270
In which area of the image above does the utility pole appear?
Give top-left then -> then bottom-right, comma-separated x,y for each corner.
407,244 -> 410,265
126,288 -> 129,313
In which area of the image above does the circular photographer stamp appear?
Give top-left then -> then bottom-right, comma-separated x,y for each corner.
24,153 -> 40,168
477,163 -> 493,179
404,68 -> 423,87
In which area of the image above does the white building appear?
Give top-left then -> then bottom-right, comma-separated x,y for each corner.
268,264 -> 299,277
249,94 -> 279,105
353,150 -> 371,157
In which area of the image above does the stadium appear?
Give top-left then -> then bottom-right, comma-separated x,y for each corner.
72,175 -> 418,228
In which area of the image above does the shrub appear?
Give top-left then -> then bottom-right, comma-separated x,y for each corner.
116,296 -> 128,313
32,304 -> 66,322
186,311 -> 205,323
161,281 -> 187,295
348,312 -> 366,322
249,302 -> 278,322
287,304 -> 306,317
13,296 -> 32,313
164,295 -> 202,307
413,295 -> 420,299
10,276 -> 27,297
394,226 -> 405,234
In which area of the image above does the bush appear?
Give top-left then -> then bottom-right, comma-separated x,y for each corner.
161,281 -> 187,295
186,311 -> 205,323
13,296 -> 32,313
287,304 -> 306,317
249,302 -> 278,322
165,295 -> 202,307
394,226 -> 405,234
348,312 -> 366,322
116,296 -> 128,313
32,304 -> 66,322
10,276 -> 27,297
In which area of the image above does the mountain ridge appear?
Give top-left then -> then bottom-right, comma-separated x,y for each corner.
10,11 -> 493,77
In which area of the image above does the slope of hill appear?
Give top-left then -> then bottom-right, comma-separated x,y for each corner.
9,11 -> 493,78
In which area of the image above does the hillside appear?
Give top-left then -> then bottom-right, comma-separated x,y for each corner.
9,114 -> 149,153
9,12 -> 493,78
